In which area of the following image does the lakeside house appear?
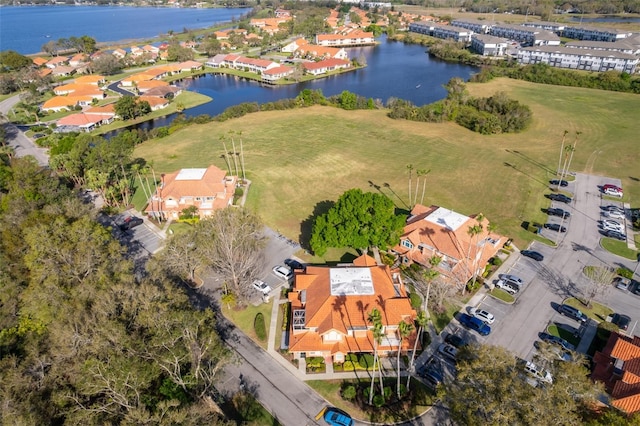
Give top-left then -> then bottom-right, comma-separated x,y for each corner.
250,17 -> 291,34
392,204 -> 506,287
303,58 -> 351,75
145,165 -> 237,220
315,30 -> 375,47
409,22 -> 473,43
517,45 -> 639,73
471,34 -> 509,57
56,112 -> 114,133
262,65 -> 295,83
287,254 -> 417,364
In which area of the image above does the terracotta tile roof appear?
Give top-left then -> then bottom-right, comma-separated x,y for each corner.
288,254 -> 416,357
136,80 -> 169,90
84,104 -> 115,114
54,83 -> 103,96
143,86 -> 181,97
74,75 -> 105,85
39,68 -> 52,77
57,113 -> 113,127
41,95 -> 90,109
296,45 -> 346,59
262,65 -> 293,76
46,56 -> 68,67
317,30 -> 374,41
32,57 -> 48,66
611,335 -> 640,361
139,96 -> 169,108
612,394 -> 640,414
177,60 -> 203,69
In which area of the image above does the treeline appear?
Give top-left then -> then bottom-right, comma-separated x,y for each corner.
0,157 -> 233,424
387,78 -> 532,135
472,62 -> 640,94
460,0 -> 640,15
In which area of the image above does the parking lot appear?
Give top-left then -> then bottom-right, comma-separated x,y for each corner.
424,172 -> 639,374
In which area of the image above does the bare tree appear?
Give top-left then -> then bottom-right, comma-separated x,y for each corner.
582,265 -> 615,307
159,230 -> 210,283
199,208 -> 266,300
430,279 -> 454,313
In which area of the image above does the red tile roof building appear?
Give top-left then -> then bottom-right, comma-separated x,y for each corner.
316,30 -> 375,47
592,333 -> 640,414
392,204 -> 507,287
145,165 -> 237,220
302,58 -> 351,75
287,254 -> 417,363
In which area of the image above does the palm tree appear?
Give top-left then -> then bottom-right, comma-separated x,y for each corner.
368,308 -> 382,405
406,164 -> 413,206
419,169 -> 431,205
406,310 -> 427,390
463,223 -> 482,295
396,320 -> 414,399
469,214 -> 485,288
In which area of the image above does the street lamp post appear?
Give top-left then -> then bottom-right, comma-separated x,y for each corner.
633,254 -> 640,279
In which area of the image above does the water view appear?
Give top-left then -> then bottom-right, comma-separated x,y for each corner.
0,5 -> 248,55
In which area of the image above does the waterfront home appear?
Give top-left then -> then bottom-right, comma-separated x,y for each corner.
136,80 -> 170,93
563,25 -> 633,42
287,254 -> 417,364
409,22 -> 473,42
41,95 -> 93,112
451,19 -> 495,35
45,56 -> 68,69
392,204 -> 506,288
220,54 -> 280,74
112,48 -> 127,59
176,60 -> 203,72
315,30 -> 375,47
139,96 -> 170,111
250,17 -> 291,34
295,44 -> 349,60
56,112 -> 114,132
471,34 -> 509,57
565,39 -> 638,55
303,58 -> 351,75
282,38 -> 309,53
517,45 -> 639,73
592,332 -> 640,415
143,86 -> 182,98
145,165 -> 237,220
205,54 -> 228,67
32,57 -> 48,67
262,65 -> 295,83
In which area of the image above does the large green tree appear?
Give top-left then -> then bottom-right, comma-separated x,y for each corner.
310,188 -> 406,256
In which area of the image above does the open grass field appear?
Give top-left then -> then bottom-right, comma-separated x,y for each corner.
134,78 -> 640,251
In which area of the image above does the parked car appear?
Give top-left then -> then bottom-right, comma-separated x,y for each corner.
523,361 -> 553,384
252,279 -> 272,295
601,219 -> 624,233
614,277 -> 631,291
469,307 -> 495,324
630,281 -> 640,296
438,343 -> 458,361
602,210 -> 625,219
602,184 -> 622,192
558,304 -> 588,323
323,407 -> 353,426
272,265 -> 293,280
539,332 -> 576,351
499,274 -> 524,287
604,230 -> 627,241
550,179 -> 568,187
611,313 -> 631,331
120,216 -> 143,230
419,364 -> 443,388
604,188 -> 623,197
544,223 -> 567,232
284,258 -> 305,271
458,313 -> 491,336
604,204 -> 624,213
547,208 -> 571,218
444,333 -> 467,348
495,279 -> 520,295
548,193 -> 572,204
521,250 -> 544,261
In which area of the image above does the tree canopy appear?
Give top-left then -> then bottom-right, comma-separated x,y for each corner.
310,188 -> 406,256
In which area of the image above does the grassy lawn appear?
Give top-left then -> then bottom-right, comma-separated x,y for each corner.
220,301 -> 272,350
547,324 -> 580,347
564,297 -> 613,322
601,237 -> 640,260
489,288 -> 515,303
167,221 -> 193,236
432,301 -> 461,334
133,78 -> 640,251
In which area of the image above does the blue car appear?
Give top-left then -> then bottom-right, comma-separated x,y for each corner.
458,313 -> 491,336
323,407 -> 353,426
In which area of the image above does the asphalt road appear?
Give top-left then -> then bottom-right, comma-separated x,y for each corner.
0,95 -> 50,167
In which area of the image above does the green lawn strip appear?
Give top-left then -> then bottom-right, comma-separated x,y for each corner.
306,378 -> 434,424
489,288 -> 515,303
601,237 -> 640,260
547,324 -> 580,347
564,297 -> 613,322
167,222 -> 193,236
221,302 -> 272,350
134,79 -> 640,249
432,301 -> 460,334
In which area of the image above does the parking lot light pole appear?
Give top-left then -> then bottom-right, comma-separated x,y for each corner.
633,254 -> 640,279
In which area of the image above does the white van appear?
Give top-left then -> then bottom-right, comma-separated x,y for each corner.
495,279 -> 519,295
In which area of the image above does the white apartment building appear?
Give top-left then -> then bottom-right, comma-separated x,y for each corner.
518,45 -> 638,73
470,34 -> 509,56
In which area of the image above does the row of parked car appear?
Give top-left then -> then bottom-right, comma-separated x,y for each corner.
599,205 -> 627,241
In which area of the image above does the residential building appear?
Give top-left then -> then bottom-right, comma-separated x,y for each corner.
517,45 -> 639,73
409,22 -> 472,42
274,8 -> 291,18
145,165 -> 237,220
51,66 -> 75,77
45,56 -> 68,68
489,23 -> 543,46
55,112 -> 114,133
451,19 -> 495,35
520,21 -> 566,33
32,57 -> 48,67
592,332 -> 640,415
294,44 -> 348,60
139,96 -> 170,111
565,40 -> 637,55
250,17 -> 291,34
74,75 -> 106,85
315,30 -> 375,47
471,34 -> 509,56
282,38 -> 308,53
53,83 -> 105,98
222,55 -> 280,74
534,30 -> 561,46
563,26 -> 633,42
287,254 -> 417,363
41,95 -> 93,112
408,21 -> 434,36
143,86 -> 182,98
303,58 -> 351,75
136,80 -> 170,93
392,204 -> 506,287
262,65 -> 294,83
112,48 -> 127,59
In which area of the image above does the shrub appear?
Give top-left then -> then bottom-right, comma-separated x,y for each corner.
341,385 -> 357,401
342,360 -> 356,371
373,394 -> 385,407
234,187 -> 244,197
345,353 -> 358,363
617,267 -> 633,279
409,292 -> 422,310
597,321 -> 618,341
491,257 -> 503,266
359,353 -> 374,369
254,313 -> 267,341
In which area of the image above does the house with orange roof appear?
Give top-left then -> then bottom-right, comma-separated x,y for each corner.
262,65 -> 294,83
112,48 -> 127,59
54,83 -> 104,97
592,332 -> 640,414
74,75 -> 106,85
176,60 -> 203,72
45,56 -> 68,69
41,95 -> 93,112
136,80 -> 170,93
32,57 -> 48,67
142,45 -> 160,54
316,30 -> 375,47
392,204 -> 507,287
214,29 -> 247,40
145,165 -> 237,220
275,8 -> 292,18
287,254 -> 417,364
84,104 -> 115,115
282,38 -> 308,53
303,58 -> 351,76
326,9 -> 340,29
51,66 -> 76,77
39,68 -> 52,78
220,55 -> 280,74
143,86 -> 182,98
56,112 -> 114,132
139,96 -> 170,111
69,53 -> 88,67
295,44 -> 349,60
250,17 -> 291,34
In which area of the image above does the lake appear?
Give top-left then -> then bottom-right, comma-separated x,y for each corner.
118,36 -> 479,133
0,5 -> 249,55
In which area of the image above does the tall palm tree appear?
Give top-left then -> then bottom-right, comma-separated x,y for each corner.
463,224 -> 482,295
406,164 -> 414,207
469,214 -> 485,288
396,320 -> 414,399
368,308 -> 382,405
406,311 -> 427,390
